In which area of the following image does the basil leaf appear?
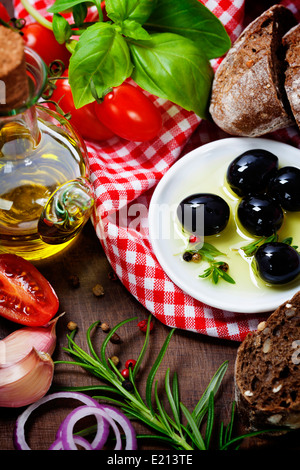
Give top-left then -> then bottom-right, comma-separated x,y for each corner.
128,32 -> 213,118
48,0 -> 92,13
105,0 -> 156,24
52,13 -> 72,44
69,22 -> 133,108
72,2 -> 88,26
120,19 -> 151,40
145,0 -> 231,60
92,0 -> 104,20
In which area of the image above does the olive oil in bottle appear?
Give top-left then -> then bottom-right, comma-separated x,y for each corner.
0,28 -> 93,260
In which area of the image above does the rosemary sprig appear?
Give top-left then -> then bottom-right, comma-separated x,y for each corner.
54,316 -> 281,450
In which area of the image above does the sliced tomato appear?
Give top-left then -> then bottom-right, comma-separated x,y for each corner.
0,254 -> 59,326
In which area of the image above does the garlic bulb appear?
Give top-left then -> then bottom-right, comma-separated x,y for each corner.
0,348 -> 54,407
0,314 -> 62,407
0,315 -> 61,365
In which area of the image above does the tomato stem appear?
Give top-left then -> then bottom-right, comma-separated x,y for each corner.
20,0 -> 53,30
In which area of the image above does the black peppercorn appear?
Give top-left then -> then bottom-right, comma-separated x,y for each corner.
219,262 -> 229,272
182,251 -> 193,262
122,379 -> 133,391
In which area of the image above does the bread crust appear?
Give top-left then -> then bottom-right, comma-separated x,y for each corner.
283,24 -> 300,129
209,5 -> 296,137
235,291 -> 300,433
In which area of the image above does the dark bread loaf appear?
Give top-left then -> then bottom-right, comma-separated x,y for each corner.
209,5 -> 297,137
283,24 -> 300,130
235,291 -> 300,433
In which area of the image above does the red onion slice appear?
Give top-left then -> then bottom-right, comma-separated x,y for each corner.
100,404 -> 138,450
13,391 -> 137,451
49,436 -> 93,450
13,391 -> 102,450
59,405 -> 122,450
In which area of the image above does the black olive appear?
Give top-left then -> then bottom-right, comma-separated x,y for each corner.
255,242 -> 300,284
226,149 -> 278,197
237,194 -> 284,236
267,166 -> 300,211
122,380 -> 134,391
177,193 -> 230,236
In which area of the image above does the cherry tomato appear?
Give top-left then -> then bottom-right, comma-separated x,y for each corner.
50,70 -> 115,141
0,254 -> 59,326
21,23 -> 71,67
0,3 -> 11,22
94,83 -> 163,142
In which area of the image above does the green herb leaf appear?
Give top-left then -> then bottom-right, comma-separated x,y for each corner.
119,19 -> 151,40
241,234 -> 278,256
180,403 -> 206,450
204,392 -> 214,449
92,0 -> 104,20
198,267 -> 213,279
55,322 -> 281,450
199,264 -> 235,285
128,32 -> 213,118
216,266 -> 235,284
165,369 -> 182,435
145,0 -> 231,60
72,2 -> 88,26
52,13 -> 72,44
192,361 -> 228,424
69,22 -> 133,107
146,327 -> 175,413
155,381 -> 173,435
48,0 -> 91,13
105,0 -> 156,24
200,242 -> 225,258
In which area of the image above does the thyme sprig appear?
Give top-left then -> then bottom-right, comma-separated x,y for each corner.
199,261 -> 235,285
183,241 -> 235,284
241,233 -> 298,257
54,316 -> 277,449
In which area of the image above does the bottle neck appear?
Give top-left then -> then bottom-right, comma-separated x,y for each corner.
0,47 -> 47,154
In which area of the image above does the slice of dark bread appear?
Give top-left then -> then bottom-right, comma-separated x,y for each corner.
235,291 -> 300,433
209,5 -> 296,137
283,24 -> 300,130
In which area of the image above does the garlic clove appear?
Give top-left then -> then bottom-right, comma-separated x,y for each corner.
0,313 -> 63,366
0,348 -> 54,407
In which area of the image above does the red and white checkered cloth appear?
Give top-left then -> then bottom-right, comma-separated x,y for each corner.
14,0 -> 300,341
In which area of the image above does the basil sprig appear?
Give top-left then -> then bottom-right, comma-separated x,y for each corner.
48,0 -> 231,116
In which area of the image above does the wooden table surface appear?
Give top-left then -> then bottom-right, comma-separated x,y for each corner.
0,221 -> 299,452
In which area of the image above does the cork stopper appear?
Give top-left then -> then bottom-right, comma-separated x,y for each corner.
0,25 -> 29,112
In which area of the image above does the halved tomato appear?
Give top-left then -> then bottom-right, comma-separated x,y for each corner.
0,254 -> 59,326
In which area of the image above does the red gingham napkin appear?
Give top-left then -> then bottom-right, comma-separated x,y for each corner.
14,0 -> 300,341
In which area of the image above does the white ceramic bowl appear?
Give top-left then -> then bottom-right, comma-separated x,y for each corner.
149,137 -> 300,313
